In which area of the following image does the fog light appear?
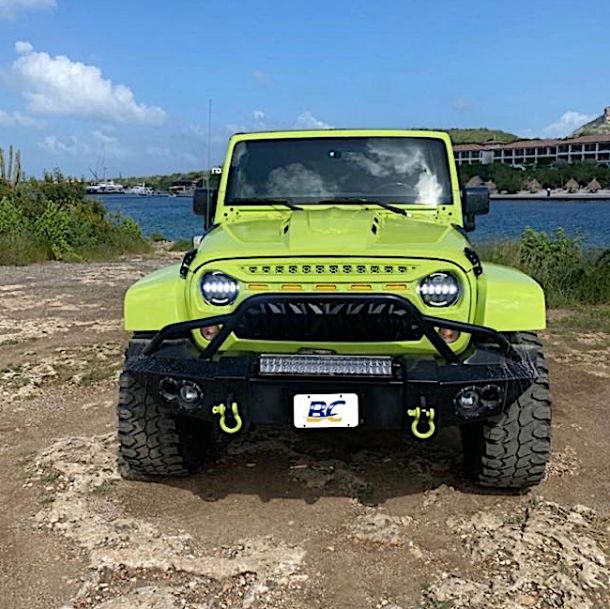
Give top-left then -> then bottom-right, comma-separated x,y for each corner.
437,327 -> 461,343
480,384 -> 502,409
201,324 -> 221,341
179,382 -> 202,404
454,386 -> 480,419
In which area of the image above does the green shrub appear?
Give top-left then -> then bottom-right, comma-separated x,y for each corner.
0,177 -> 150,265
478,228 -> 610,306
0,196 -> 24,233
33,200 -> 78,260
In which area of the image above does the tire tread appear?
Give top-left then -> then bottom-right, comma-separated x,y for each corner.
117,370 -> 207,478
463,332 -> 552,489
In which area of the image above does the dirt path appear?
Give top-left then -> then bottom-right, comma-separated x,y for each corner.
1,250 -> 609,609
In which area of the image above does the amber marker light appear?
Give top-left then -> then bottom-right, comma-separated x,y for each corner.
247,283 -> 269,291
383,283 -> 408,291
281,283 -> 303,291
349,283 -> 373,291
437,327 -> 461,343
201,325 -> 222,341
314,284 -> 337,291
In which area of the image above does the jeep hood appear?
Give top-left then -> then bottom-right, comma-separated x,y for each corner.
195,208 -> 470,264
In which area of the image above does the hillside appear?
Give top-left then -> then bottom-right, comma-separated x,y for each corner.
573,107 -> 610,136
443,128 -> 520,144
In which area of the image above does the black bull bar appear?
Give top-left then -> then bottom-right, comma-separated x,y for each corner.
126,293 -> 537,428
142,292 -> 521,364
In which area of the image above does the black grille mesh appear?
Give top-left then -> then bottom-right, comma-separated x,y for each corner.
233,298 -> 424,342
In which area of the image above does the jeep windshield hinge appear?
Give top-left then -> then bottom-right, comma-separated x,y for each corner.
464,247 -> 484,277
179,249 -> 197,278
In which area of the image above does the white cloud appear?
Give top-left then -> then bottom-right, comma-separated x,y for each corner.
10,42 -> 167,125
295,111 -> 333,130
0,108 -> 42,127
253,70 -> 267,83
542,111 -> 595,138
253,110 -> 265,121
15,40 -> 34,54
91,129 -> 116,144
38,131 -> 129,159
0,0 -> 55,19
39,134 -> 81,155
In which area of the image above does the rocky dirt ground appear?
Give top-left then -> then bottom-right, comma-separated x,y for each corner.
0,248 -> 609,609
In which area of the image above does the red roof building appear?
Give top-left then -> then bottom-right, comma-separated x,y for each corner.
453,134 -> 610,166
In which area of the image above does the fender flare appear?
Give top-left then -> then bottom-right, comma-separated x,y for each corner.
474,263 -> 546,332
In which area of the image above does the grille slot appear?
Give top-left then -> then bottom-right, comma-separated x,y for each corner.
242,262 -> 411,277
234,298 -> 424,342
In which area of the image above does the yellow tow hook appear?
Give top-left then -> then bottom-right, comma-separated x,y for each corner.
212,402 -> 243,434
406,406 -> 436,440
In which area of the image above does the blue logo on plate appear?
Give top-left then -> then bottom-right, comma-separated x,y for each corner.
306,399 -> 345,423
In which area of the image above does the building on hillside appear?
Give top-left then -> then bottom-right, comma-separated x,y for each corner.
169,179 -> 198,197
454,134 -> 610,166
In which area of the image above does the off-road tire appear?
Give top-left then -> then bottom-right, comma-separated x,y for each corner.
462,332 -> 552,489
117,372 -> 210,478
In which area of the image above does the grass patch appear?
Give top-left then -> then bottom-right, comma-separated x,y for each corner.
169,238 -> 192,252
90,480 -> 118,495
478,228 -> 610,308
548,305 -> 610,334
79,365 -> 118,386
39,469 -> 60,485
38,493 -> 55,505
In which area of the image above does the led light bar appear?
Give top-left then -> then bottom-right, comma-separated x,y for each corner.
259,354 -> 393,377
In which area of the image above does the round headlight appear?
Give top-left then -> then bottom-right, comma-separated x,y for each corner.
418,272 -> 460,307
201,272 -> 239,305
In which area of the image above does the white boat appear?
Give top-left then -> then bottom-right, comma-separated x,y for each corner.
126,182 -> 154,196
86,180 -> 125,194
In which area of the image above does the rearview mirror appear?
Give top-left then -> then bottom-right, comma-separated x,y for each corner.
462,187 -> 490,232
193,186 -> 218,230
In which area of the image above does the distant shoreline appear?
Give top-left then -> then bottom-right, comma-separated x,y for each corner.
491,191 -> 610,200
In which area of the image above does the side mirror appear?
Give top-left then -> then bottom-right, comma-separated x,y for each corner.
193,186 -> 218,230
461,187 -> 490,232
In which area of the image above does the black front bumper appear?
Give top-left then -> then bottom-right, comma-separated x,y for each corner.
126,343 -> 536,429
125,294 -> 538,430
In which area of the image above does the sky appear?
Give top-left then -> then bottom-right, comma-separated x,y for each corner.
0,0 -> 609,178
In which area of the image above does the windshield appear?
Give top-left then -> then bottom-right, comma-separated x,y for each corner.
226,136 -> 453,206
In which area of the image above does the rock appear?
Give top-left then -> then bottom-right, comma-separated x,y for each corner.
348,510 -> 412,545
426,501 -> 610,609
30,433 -> 306,608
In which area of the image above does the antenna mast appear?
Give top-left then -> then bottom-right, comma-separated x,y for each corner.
205,98 -> 212,212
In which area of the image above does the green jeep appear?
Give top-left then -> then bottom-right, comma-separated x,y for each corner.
118,129 -> 551,489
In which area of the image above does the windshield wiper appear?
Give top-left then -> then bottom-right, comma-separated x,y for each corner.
316,198 -> 409,217
227,198 -> 303,211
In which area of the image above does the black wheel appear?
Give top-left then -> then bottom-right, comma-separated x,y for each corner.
117,371 -> 210,478
461,332 -> 552,489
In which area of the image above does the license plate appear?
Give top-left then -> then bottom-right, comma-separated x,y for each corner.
293,393 -> 359,428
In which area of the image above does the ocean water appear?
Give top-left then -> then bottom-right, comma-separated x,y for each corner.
94,195 -> 610,248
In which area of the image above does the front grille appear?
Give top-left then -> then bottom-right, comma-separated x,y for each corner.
233,298 -> 424,342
